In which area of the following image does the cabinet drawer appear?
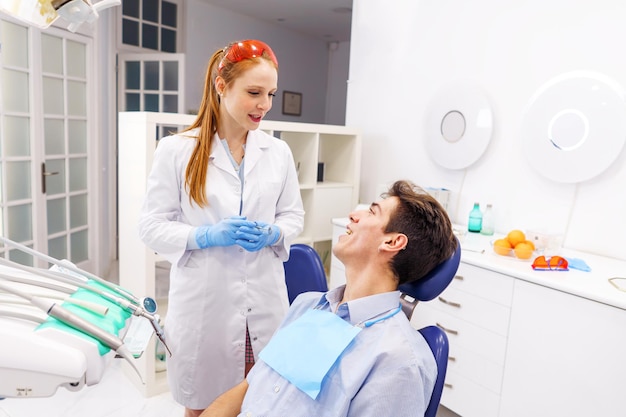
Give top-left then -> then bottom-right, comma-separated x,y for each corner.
448,343 -> 504,394
430,285 -> 511,336
412,305 -> 508,365
452,262 -> 514,306
442,370 -> 501,417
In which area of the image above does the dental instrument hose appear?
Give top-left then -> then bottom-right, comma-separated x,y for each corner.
0,257 -> 148,319
0,236 -> 139,305
0,281 -> 144,384
0,271 -> 110,316
0,246 -> 171,356
0,257 -> 171,356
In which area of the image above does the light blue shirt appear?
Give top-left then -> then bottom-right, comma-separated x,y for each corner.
240,285 -> 437,417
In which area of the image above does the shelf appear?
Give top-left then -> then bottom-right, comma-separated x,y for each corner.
314,181 -> 352,188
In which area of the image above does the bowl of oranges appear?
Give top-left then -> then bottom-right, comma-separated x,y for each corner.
492,229 -> 538,261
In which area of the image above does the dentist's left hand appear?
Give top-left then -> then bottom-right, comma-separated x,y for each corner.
236,222 -> 281,252
194,216 -> 257,248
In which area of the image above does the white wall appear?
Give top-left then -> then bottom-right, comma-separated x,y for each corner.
346,0 -> 626,260
184,0 -> 331,124
325,40 -> 351,125
95,11 -> 118,277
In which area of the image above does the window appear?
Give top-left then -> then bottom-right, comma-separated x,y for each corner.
120,0 -> 180,52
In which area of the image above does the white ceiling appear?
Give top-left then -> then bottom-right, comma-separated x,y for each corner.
200,0 -> 353,43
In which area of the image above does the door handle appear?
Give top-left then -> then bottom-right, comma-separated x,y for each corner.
41,162 -> 59,194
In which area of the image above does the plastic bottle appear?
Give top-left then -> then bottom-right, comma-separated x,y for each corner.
468,202 -> 482,233
480,204 -> 495,236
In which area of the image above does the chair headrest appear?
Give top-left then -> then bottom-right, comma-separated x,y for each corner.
398,237 -> 461,302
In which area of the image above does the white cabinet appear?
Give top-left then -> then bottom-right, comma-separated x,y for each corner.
263,122 -> 361,271
499,280 -> 626,417
330,217 -> 349,289
117,112 -> 361,396
411,263 -> 514,417
411,259 -> 626,417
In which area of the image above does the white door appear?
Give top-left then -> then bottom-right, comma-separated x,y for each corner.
0,18 -> 97,270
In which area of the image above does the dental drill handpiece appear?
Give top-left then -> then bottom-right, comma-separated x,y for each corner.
115,297 -> 171,357
33,298 -> 144,384
44,270 -> 172,355
148,314 -> 171,357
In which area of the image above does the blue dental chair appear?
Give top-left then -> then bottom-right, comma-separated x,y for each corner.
399,237 -> 461,417
283,240 -> 460,417
283,244 -> 328,304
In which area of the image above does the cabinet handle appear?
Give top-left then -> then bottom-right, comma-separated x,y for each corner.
448,356 -> 456,362
454,275 -> 464,280
438,296 -> 461,308
436,322 -> 458,335
444,383 -> 454,389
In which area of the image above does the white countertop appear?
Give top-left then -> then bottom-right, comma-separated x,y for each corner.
331,217 -> 626,310
458,230 -> 626,311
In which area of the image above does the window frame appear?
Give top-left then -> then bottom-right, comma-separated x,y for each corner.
116,0 -> 183,53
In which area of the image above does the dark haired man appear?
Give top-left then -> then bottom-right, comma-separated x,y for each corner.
202,180 -> 457,417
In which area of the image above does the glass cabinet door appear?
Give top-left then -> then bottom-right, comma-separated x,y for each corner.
0,19 -> 95,270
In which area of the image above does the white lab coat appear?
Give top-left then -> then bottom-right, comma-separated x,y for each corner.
138,128 -> 304,409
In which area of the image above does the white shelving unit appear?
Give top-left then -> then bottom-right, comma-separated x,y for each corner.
117,111 -> 361,396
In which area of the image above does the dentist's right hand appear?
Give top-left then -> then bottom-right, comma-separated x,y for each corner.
194,216 -> 257,248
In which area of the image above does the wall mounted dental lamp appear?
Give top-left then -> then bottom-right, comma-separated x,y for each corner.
0,0 -> 120,32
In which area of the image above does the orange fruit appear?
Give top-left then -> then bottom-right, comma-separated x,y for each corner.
493,238 -> 512,256
514,242 -> 534,259
522,240 -> 535,251
507,230 -> 526,247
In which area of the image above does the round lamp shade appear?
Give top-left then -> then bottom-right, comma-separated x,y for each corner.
425,82 -> 493,170
521,71 -> 626,183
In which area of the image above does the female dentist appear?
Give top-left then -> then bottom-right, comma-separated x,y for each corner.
138,39 -> 304,417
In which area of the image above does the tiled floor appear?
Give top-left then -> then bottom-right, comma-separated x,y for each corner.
438,405 -> 461,417
1,359 -> 459,417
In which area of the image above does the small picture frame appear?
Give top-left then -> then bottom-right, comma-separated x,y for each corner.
282,91 -> 302,116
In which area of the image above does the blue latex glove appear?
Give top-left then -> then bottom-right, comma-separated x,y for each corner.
236,222 -> 281,252
195,216 -> 257,248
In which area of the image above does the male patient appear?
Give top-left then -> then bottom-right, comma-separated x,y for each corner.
201,180 -> 457,417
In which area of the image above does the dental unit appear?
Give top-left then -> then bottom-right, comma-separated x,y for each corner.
0,236 -> 170,399
0,237 -> 169,352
